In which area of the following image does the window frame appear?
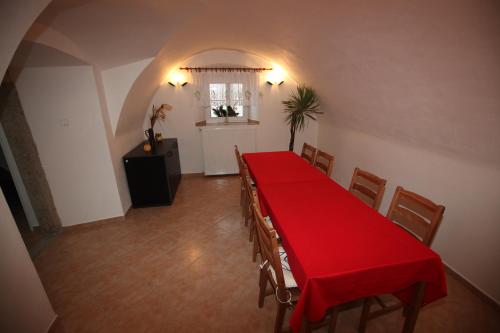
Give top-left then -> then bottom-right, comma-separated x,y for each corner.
206,81 -> 248,123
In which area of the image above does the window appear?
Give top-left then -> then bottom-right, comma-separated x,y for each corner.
209,83 -> 244,119
192,70 -> 258,123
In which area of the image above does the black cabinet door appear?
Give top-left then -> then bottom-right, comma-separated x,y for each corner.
124,156 -> 170,206
123,139 -> 181,207
164,142 -> 181,198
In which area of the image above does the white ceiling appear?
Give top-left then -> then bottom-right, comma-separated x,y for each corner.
13,0 -> 500,166
11,41 -> 88,68
35,0 -> 206,69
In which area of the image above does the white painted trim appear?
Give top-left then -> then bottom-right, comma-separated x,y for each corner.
0,124 -> 39,228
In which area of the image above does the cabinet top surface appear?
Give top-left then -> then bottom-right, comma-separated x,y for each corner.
123,138 -> 177,159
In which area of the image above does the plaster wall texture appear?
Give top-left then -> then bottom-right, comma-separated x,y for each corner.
318,124 -> 500,303
15,66 -> 124,226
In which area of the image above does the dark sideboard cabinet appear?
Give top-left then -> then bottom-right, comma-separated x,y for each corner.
123,138 -> 181,207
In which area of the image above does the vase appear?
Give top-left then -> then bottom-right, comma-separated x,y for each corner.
145,128 -> 157,151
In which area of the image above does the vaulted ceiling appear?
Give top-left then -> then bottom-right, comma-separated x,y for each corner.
11,0 -> 500,166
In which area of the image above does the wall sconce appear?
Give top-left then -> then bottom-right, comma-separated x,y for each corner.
168,71 -> 188,87
266,66 -> 286,85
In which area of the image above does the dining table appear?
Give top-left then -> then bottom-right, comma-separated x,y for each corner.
242,151 -> 447,333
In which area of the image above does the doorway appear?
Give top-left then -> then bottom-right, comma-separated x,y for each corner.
0,129 -> 44,256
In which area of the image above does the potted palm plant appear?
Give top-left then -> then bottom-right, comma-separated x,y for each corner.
282,85 -> 322,151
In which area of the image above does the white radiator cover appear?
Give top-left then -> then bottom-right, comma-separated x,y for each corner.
200,125 -> 257,175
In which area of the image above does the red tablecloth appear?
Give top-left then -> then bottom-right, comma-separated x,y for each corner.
243,152 -> 447,332
242,151 -> 329,186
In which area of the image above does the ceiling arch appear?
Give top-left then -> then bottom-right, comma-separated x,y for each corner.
115,0 -> 500,167
10,0 -> 500,167
115,44 -> 308,136
0,0 -> 52,79
10,41 -> 89,71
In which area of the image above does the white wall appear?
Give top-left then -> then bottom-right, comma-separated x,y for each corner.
0,190 -> 56,333
96,58 -> 157,213
93,67 -> 143,214
146,50 -> 318,173
0,2 -> 55,331
101,58 -> 153,134
318,123 -> 500,304
15,65 -> 124,226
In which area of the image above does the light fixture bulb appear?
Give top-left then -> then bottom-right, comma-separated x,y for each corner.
167,70 -> 188,87
266,66 -> 286,85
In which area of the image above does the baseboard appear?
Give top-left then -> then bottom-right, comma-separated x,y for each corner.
443,262 -> 500,312
181,172 -> 203,178
182,172 -> 239,177
124,205 -> 132,216
46,314 -> 58,333
62,215 -> 125,232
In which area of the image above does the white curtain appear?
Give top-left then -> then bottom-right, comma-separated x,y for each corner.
192,71 -> 259,121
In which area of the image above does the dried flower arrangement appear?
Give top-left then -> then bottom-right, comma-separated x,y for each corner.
144,103 -> 173,151
150,103 -> 172,128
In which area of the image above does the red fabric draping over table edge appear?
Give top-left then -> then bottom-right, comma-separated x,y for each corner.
243,152 -> 447,332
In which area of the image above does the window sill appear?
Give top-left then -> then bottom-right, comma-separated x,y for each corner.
195,119 -> 259,127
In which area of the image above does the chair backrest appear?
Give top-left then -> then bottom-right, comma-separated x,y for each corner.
234,145 -> 244,175
242,168 -> 255,204
348,167 -> 387,211
386,186 -> 445,246
314,150 -> 334,177
252,203 -> 286,290
301,142 -> 317,164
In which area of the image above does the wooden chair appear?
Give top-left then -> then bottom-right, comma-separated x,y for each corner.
386,186 -> 445,246
359,186 -> 445,332
253,203 -> 338,332
314,150 -> 334,177
246,182 -> 280,262
234,145 -> 247,215
242,168 -> 256,235
301,142 -> 317,164
240,167 -> 254,228
253,202 -> 300,333
348,167 -> 387,211
248,186 -> 264,262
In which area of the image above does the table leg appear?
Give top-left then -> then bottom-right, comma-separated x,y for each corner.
328,306 -> 340,333
401,281 -> 427,333
358,297 -> 372,333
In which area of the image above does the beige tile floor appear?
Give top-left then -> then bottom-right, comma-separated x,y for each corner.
37,175 -> 499,333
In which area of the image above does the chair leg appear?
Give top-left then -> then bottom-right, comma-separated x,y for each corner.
274,302 -> 287,333
243,195 -> 249,225
359,297 -> 372,333
240,184 -> 244,207
240,176 -> 246,207
249,216 -> 255,242
402,282 -> 426,333
258,270 -> 267,308
252,233 -> 259,262
241,187 -> 247,218
328,306 -> 340,333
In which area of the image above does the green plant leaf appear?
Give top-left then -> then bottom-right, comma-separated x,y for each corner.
282,84 -> 322,151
